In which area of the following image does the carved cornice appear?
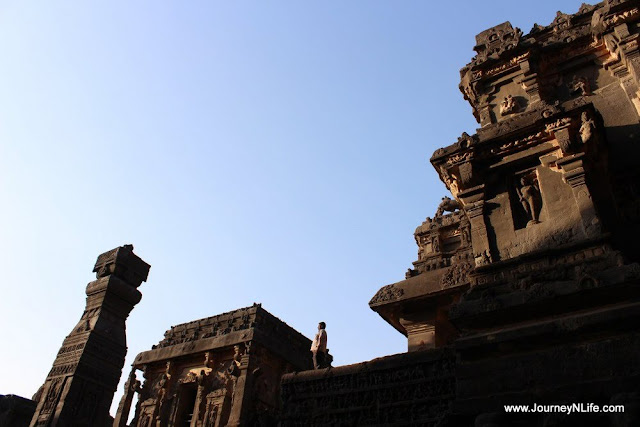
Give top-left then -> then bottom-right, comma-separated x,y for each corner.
369,284 -> 405,306
459,1 -> 640,124
431,100 -> 599,196
150,304 -> 310,358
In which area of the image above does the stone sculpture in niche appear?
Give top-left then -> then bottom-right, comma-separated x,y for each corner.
500,94 -> 518,116
516,175 -> 541,226
580,111 -> 596,143
417,235 -> 430,260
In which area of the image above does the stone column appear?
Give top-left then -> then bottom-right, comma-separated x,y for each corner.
458,185 -> 492,267
190,371 -> 207,427
400,318 -> 435,351
113,367 -> 141,427
30,245 -> 150,427
226,351 -> 256,427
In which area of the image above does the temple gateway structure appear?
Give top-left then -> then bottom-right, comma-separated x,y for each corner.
2,1 -> 639,426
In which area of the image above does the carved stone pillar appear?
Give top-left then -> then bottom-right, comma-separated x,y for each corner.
113,367 -> 140,427
399,316 -> 435,352
190,372 -> 207,427
30,245 -> 150,427
458,185 -> 492,267
226,351 -> 256,427
557,154 -> 602,238
553,123 -> 579,155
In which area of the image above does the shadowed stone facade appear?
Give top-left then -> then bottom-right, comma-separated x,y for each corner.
284,1 -> 640,425
116,304 -> 323,427
0,395 -> 36,427
4,1 -> 640,426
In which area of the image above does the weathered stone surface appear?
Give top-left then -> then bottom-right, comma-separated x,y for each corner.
370,207 -> 473,351
0,395 -> 36,427
120,304 -> 321,427
280,349 -> 455,426
11,2 -> 640,426
311,2 -> 640,425
30,245 -> 149,427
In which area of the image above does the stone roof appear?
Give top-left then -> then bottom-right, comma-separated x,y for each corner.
134,303 -> 312,369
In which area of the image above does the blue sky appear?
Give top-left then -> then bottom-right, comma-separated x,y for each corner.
0,0 -> 583,415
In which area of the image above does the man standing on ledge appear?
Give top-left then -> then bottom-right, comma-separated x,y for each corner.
311,322 -> 327,369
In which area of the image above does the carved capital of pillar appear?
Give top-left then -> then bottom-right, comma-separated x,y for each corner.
553,125 -> 578,155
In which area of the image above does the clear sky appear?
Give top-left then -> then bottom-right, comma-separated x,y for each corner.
0,0 -> 583,416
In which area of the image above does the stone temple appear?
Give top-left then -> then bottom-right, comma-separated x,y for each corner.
2,1 -> 640,425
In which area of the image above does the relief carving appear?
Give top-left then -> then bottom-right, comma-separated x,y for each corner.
474,250 -> 493,267
499,95 -> 518,116
435,196 -> 461,217
416,235 -> 430,260
569,75 -> 591,96
515,173 -> 542,227
473,22 -> 523,65
281,353 -> 455,425
369,285 -> 405,305
432,235 -> 440,253
580,111 -> 596,143
457,132 -> 478,149
440,262 -> 473,289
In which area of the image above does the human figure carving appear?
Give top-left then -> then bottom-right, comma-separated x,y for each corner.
500,94 -> 517,115
204,351 -> 214,368
155,363 -> 172,426
432,236 -> 440,253
580,111 -> 595,143
233,345 -> 242,365
435,196 -> 461,216
516,176 -> 541,226
311,322 -> 328,369
459,220 -> 471,246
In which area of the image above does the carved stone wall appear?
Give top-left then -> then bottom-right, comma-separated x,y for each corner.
361,2 -> 640,425
119,304 -> 315,427
280,349 -> 455,426
369,208 -> 473,352
13,3 -> 640,427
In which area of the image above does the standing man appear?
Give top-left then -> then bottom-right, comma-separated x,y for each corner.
311,322 -> 327,369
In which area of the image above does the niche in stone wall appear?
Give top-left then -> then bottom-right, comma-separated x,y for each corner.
490,78 -> 529,123
441,228 -> 462,253
175,383 -> 198,426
